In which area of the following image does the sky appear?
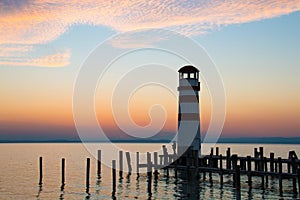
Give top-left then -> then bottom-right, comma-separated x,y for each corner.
0,1 -> 300,141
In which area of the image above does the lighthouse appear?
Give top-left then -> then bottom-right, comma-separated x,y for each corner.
177,65 -> 201,158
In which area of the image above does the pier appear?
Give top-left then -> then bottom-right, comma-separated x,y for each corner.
38,145 -> 300,199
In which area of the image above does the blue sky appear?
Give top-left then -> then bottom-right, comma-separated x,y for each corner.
0,1 -> 299,140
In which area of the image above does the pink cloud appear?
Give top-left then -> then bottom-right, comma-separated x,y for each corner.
0,0 -> 299,66
0,49 -> 71,67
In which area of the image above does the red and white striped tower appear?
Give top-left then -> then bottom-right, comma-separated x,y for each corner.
177,65 -> 201,158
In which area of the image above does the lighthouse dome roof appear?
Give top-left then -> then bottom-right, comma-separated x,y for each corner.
178,65 -> 199,73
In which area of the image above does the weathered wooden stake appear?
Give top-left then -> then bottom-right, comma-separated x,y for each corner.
147,161 -> 152,196
146,152 -> 153,181
219,154 -> 223,187
136,152 -> 140,177
112,160 -> 116,192
232,155 -> 237,188
154,152 -> 159,179
62,158 -> 65,185
39,156 -> 43,185
254,148 -> 258,170
97,150 -> 101,176
86,158 -> 90,188
247,156 -> 252,186
259,147 -> 264,172
297,168 -> 300,199
235,165 -> 241,200
119,151 -> 123,178
125,152 -> 132,174
292,156 -> 297,195
270,152 -> 274,174
162,145 -> 168,165
278,157 -> 283,196
226,148 -> 231,169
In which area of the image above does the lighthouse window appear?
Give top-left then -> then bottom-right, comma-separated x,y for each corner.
190,73 -> 194,78
183,73 -> 188,78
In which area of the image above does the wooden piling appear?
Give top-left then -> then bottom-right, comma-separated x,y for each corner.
39,157 -> 43,185
154,152 -> 159,179
247,156 -> 252,186
119,151 -> 123,178
278,157 -> 283,196
112,160 -> 116,192
232,155 -> 238,188
264,157 -> 268,187
292,156 -> 297,195
297,168 -> 300,199
219,154 -> 223,187
97,150 -> 101,176
162,145 -> 168,165
270,152 -> 274,174
147,152 -> 152,179
235,165 -> 241,200
226,148 -> 231,169
254,148 -> 258,170
62,158 -> 65,185
136,152 -> 140,177
259,147 -> 264,171
147,161 -> 152,196
86,158 -> 90,188
125,152 -> 132,174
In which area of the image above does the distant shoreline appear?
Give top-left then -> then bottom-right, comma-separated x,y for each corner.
0,137 -> 300,144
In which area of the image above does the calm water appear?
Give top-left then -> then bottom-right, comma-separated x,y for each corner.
0,143 -> 299,199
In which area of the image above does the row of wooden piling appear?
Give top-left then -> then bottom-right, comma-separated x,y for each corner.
38,146 -> 300,199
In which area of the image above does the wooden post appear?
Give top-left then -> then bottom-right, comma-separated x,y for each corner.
162,145 -> 168,165
219,154 -> 223,187
112,160 -> 116,193
39,157 -> 43,185
278,157 -> 283,197
226,148 -> 231,169
147,152 -> 152,178
154,152 -> 159,179
147,161 -> 152,196
235,165 -> 241,199
292,156 -> 297,195
216,147 -> 219,156
288,151 -> 292,173
247,156 -> 252,187
97,150 -> 101,176
232,155 -> 237,188
125,152 -> 132,174
86,158 -> 90,188
209,150 -> 213,179
259,147 -> 264,171
62,158 -> 65,185
297,168 -> 300,199
119,151 -> 123,178
136,152 -> 140,177
264,157 -> 268,187
270,153 -> 274,174
254,148 -> 258,170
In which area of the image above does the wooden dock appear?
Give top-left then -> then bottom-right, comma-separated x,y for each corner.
38,146 -> 300,199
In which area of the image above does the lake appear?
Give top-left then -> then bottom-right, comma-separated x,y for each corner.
0,143 -> 299,199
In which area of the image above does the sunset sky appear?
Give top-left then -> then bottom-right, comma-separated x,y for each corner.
0,1 -> 300,141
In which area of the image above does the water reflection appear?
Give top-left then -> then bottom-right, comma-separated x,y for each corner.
176,169 -> 200,199
59,184 -> 65,200
36,183 -> 42,199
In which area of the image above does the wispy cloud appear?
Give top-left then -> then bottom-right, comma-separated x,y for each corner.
0,49 -> 71,67
0,0 -> 299,66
